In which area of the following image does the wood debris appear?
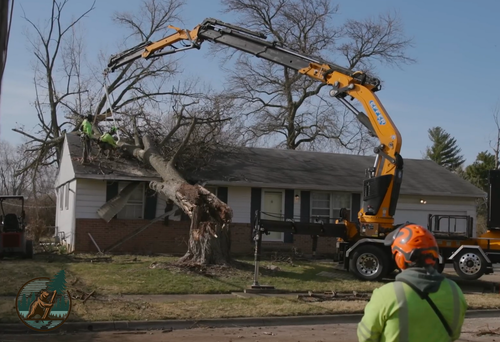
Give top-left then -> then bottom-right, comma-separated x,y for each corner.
297,291 -> 371,302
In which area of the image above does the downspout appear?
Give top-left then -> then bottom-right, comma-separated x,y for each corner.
70,180 -> 77,252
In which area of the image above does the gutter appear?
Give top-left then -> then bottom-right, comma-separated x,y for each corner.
55,177 -> 76,190
75,174 -> 162,182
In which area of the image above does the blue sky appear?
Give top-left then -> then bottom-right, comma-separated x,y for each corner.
1,0 -> 499,166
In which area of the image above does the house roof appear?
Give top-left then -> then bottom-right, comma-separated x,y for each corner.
65,133 -> 161,182
63,133 -> 486,198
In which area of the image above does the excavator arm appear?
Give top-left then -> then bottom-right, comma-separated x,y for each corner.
107,18 -> 404,237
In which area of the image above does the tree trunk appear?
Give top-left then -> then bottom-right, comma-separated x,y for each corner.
119,136 -> 233,265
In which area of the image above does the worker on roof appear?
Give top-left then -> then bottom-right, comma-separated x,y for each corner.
357,224 -> 467,342
79,114 -> 94,138
79,114 -> 95,163
99,126 -> 118,148
97,126 -> 119,159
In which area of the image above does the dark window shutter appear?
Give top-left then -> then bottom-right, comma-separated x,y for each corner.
300,191 -> 310,223
351,193 -> 361,223
106,181 -> 119,220
106,181 -> 119,201
144,186 -> 158,220
250,188 -> 262,241
284,189 -> 294,243
217,187 -> 228,204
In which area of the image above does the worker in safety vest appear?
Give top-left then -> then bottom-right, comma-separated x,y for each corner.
79,114 -> 94,138
357,224 -> 467,342
79,114 -> 95,163
97,126 -> 118,159
99,126 -> 118,148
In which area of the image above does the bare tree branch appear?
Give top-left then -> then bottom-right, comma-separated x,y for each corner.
217,0 -> 413,152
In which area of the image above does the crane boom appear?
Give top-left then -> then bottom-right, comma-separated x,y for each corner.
107,17 -> 404,238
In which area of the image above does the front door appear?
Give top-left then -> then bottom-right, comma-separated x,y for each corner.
262,191 -> 283,241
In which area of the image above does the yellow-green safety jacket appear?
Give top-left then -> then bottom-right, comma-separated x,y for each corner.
358,268 -> 467,342
99,133 -> 117,147
81,119 -> 93,136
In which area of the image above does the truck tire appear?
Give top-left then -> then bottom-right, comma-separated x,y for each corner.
453,249 -> 486,280
349,244 -> 390,281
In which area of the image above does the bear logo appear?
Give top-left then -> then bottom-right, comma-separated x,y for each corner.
16,271 -> 71,332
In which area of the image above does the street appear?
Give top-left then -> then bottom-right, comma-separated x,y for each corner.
1,317 -> 499,342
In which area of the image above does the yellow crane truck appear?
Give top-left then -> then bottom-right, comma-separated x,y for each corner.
106,18 -> 499,282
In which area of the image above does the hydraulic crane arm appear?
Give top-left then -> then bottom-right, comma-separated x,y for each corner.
107,18 -> 404,236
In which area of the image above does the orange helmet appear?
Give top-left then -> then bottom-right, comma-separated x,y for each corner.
384,223 -> 439,270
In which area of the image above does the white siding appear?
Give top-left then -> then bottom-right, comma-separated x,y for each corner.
75,179 -> 106,219
54,138 -> 75,188
55,180 -> 76,251
227,187 -> 251,223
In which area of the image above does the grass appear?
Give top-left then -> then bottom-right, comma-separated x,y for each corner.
1,254 -> 500,323
0,254 -> 381,296
1,294 -> 500,323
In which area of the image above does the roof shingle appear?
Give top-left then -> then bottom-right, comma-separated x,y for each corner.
64,133 -> 485,198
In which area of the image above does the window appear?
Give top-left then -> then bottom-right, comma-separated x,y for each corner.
117,182 -> 145,219
310,192 -> 351,223
64,184 -> 70,210
59,187 -> 64,211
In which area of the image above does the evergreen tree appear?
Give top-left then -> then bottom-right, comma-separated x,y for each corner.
23,294 -> 29,311
460,151 -> 496,192
425,126 -> 465,171
47,270 -> 67,295
62,296 -> 69,311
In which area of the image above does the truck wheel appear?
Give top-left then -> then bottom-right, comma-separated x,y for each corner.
349,244 -> 390,281
24,240 -> 34,259
453,249 -> 486,280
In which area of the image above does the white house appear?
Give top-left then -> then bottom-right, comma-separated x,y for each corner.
54,133 -> 486,255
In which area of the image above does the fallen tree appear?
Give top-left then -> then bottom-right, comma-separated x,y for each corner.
132,136 -> 231,264
96,111 -> 234,265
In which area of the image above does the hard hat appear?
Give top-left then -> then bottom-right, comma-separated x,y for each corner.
384,223 -> 439,270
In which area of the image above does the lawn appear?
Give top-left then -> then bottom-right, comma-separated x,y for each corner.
0,254 -> 381,296
1,254 -> 500,323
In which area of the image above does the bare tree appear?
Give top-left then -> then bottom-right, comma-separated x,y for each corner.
14,0 -> 191,174
215,0 -> 414,152
0,140 -> 31,195
490,101 -> 500,170
14,0 -> 96,169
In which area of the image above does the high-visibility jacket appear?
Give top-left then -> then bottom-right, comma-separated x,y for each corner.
99,133 -> 117,147
81,119 -> 93,136
358,275 -> 467,341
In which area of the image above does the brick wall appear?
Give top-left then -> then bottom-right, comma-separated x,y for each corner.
75,219 -> 338,256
